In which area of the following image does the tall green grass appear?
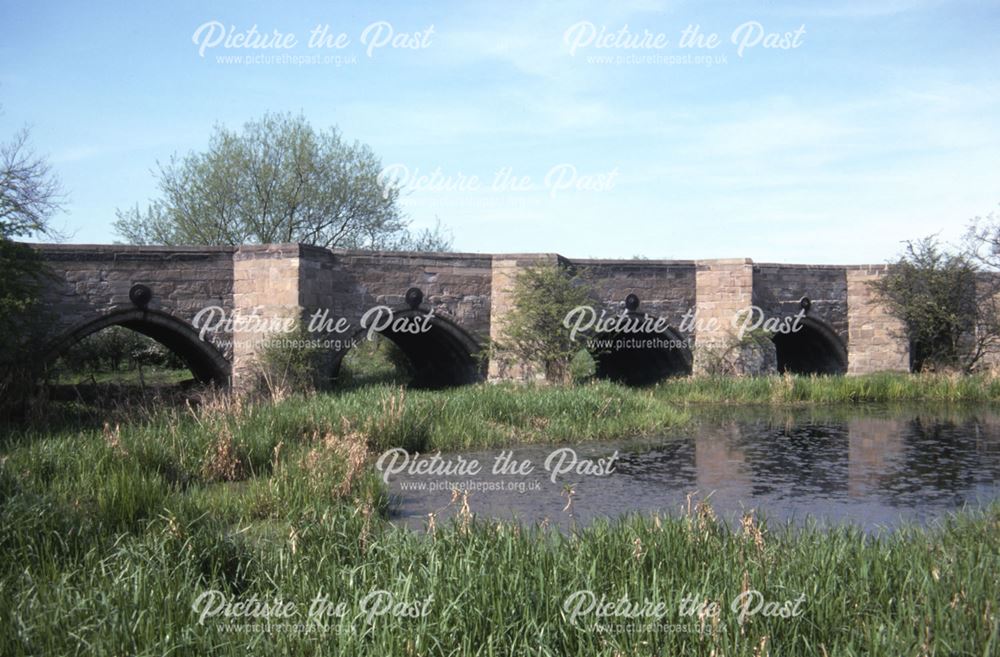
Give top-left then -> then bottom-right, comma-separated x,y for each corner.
2,443 -> 997,657
2,376 -> 999,655
653,372 -> 1000,404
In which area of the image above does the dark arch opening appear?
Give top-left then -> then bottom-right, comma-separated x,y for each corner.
44,308 -> 231,385
335,309 -> 483,389
591,320 -> 693,386
771,318 -> 847,375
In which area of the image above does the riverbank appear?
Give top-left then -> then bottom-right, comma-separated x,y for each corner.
2,429 -> 997,656
3,374 -> 999,654
654,371 -> 1000,404
20,372 -> 1000,450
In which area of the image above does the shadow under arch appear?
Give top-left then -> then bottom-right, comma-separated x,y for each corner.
590,317 -> 693,386
771,316 -> 847,375
336,308 -> 484,389
43,308 -> 231,385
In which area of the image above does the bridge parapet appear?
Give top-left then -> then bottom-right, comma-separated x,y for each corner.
24,242 -> 922,385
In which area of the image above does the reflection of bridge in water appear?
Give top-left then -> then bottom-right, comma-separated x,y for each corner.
387,409 -> 1000,530
682,412 -> 1000,524
30,243 -> 924,387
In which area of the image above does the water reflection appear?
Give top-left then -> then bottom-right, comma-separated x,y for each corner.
388,406 -> 1000,532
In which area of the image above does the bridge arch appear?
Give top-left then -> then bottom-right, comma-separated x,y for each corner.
590,317 -> 693,386
335,307 -> 484,388
44,308 -> 231,385
771,316 -> 847,375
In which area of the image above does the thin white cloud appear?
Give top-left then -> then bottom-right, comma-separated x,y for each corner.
780,0 -> 943,19
51,146 -> 103,164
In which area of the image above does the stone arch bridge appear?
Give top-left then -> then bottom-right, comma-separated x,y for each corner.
27,243 -> 910,387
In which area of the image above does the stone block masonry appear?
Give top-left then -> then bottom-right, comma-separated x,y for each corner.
27,243 -> 922,385
845,267 -> 910,374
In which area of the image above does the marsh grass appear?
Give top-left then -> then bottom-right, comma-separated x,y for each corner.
1,375 -> 999,655
2,446 -> 997,657
654,372 -> 1000,404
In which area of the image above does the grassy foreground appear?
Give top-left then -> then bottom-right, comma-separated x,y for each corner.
1,375 -> 999,655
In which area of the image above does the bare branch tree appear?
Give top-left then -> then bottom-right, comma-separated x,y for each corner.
0,127 -> 65,240
1,124 -> 66,407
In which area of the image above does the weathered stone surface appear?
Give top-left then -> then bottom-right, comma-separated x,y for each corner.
693,259 -> 754,374
846,267 -> 909,373
27,243 -> 927,384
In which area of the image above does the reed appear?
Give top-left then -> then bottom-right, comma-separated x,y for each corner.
2,444 -> 996,657
2,375 -> 998,655
652,371 -> 1000,404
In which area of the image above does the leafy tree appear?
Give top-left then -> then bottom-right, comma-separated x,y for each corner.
1,127 -> 63,352
56,327 -> 185,378
0,124 -> 64,411
870,236 -> 999,372
498,263 -> 594,383
114,112 -> 451,251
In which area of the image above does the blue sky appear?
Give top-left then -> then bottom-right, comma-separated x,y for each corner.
1,0 -> 997,263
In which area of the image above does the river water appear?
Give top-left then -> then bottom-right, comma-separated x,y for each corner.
385,405 -> 1000,532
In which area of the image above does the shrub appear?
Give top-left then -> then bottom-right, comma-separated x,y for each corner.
496,262 -> 594,383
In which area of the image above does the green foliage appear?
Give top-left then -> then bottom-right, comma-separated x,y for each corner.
569,348 -> 597,382
113,112 -> 452,252
0,240 -> 44,354
0,248 -> 50,417
869,236 -> 995,372
654,371 -> 1000,403
694,327 -> 776,376
53,326 -> 187,380
499,262 -> 595,383
255,321 -> 330,397
337,334 -> 414,387
1,126 -> 63,353
0,384 -> 997,655
0,126 -> 63,413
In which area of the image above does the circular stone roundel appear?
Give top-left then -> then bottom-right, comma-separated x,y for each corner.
129,283 -> 153,309
405,287 -> 424,309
